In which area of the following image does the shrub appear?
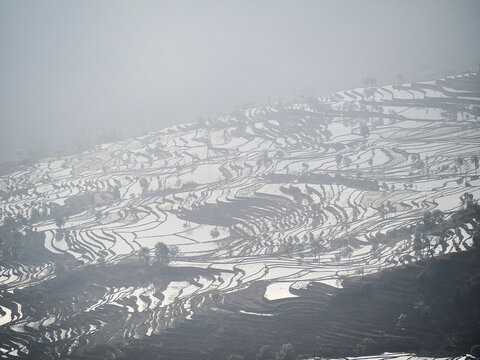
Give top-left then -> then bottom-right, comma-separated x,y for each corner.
256,345 -> 275,360
210,227 -> 221,238
471,345 -> 480,359
353,337 -> 378,355
276,343 -> 295,360
473,232 -> 480,248
226,355 -> 244,360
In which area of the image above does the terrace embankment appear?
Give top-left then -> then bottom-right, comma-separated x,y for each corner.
0,262 -> 227,359
71,248 -> 480,360
2,72 -> 480,359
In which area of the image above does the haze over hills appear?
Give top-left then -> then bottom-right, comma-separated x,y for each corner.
2,1 -> 480,164
0,72 -> 480,359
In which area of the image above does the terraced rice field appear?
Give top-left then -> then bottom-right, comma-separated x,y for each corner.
0,72 -> 479,359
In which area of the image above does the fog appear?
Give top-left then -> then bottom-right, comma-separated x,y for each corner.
2,2 -> 480,357
1,0 -> 479,162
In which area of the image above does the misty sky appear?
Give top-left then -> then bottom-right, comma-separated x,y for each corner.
1,0 -> 479,162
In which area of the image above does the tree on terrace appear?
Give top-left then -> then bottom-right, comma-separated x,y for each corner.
139,177 -> 149,195
154,241 -> 169,264
422,210 -> 440,230
359,124 -> 370,146
455,157 -> 464,176
335,153 -> 343,169
363,77 -> 377,88
460,192 -> 475,209
471,155 -> 479,175
113,186 -> 121,200
343,156 -> 352,170
139,246 -> 150,264
55,214 -> 65,229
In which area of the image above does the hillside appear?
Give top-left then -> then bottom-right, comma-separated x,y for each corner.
1,73 -> 480,359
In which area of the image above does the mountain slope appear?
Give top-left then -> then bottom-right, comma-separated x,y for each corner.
0,72 -> 479,359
